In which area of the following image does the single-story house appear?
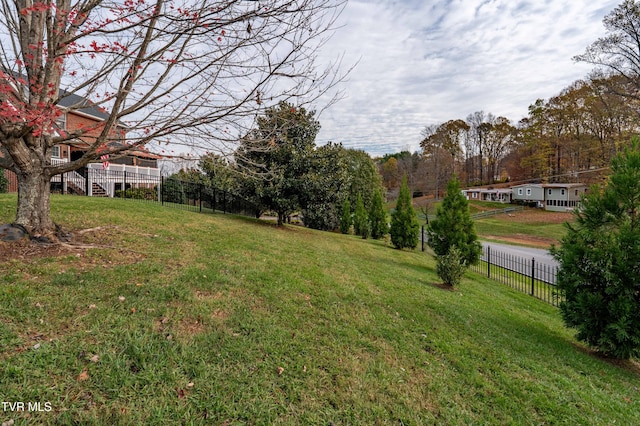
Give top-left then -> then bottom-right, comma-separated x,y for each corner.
462,188 -> 512,203
511,183 -> 587,212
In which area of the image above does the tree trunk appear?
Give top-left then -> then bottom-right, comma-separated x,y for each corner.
15,169 -> 56,237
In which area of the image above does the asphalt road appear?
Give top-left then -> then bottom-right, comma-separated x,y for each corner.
480,241 -> 559,284
480,241 -> 558,269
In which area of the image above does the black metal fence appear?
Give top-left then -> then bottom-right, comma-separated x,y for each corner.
46,167 -> 260,219
469,246 -> 562,307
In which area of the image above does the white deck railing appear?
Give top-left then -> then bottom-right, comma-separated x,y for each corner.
50,159 -> 160,197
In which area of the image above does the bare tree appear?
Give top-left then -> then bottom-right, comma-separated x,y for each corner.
574,0 -> 640,101
420,120 -> 466,199
0,0 -> 347,238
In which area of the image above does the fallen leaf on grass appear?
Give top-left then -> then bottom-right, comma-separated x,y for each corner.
77,369 -> 89,382
118,296 -> 125,302
90,355 -> 100,363
277,366 -> 284,375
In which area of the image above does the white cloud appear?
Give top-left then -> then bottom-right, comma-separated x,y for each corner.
315,0 -> 621,157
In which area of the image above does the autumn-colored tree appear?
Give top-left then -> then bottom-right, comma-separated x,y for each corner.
420,120 -> 467,198
0,0 -> 346,238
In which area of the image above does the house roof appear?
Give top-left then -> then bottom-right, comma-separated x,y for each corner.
511,183 -> 586,189
541,183 -> 587,189
58,90 -> 111,121
463,188 -> 511,194
510,183 -> 543,189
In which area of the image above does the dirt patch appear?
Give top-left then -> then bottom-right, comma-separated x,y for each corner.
483,234 -> 556,248
0,238 -> 79,263
500,209 -> 573,224
430,282 -> 458,291
0,226 -> 144,268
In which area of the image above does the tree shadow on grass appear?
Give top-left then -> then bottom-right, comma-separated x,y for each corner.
430,282 -> 457,291
571,343 -> 640,376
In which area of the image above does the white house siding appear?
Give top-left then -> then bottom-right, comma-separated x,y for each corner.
511,184 -> 544,204
543,184 -> 587,212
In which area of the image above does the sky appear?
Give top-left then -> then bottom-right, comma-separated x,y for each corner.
313,0 -> 621,157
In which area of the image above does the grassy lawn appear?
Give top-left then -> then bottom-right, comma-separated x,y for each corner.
473,216 -> 568,244
0,194 -> 638,425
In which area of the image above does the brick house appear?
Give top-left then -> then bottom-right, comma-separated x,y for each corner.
4,91 -> 161,196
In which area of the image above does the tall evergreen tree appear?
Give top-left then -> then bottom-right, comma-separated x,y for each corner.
369,189 -> 388,239
390,176 -> 419,249
551,139 -> 640,359
353,194 -> 370,239
427,175 -> 481,265
340,198 -> 352,234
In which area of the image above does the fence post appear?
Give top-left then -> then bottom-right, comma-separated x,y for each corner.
123,171 -> 127,197
161,176 -> 164,205
487,246 -> 491,278
531,257 -> 536,296
421,226 -> 425,252
85,168 -> 90,196
199,183 -> 202,213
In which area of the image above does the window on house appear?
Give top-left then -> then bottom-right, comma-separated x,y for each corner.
575,189 -> 579,196
51,145 -> 60,158
561,189 -> 565,196
548,189 -> 552,195
526,188 -> 531,196
473,193 -> 477,198
56,113 -> 66,130
518,189 -> 523,195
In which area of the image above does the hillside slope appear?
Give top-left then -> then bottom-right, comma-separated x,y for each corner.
0,195 -> 638,425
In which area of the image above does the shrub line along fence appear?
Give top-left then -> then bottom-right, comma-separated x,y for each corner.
4,167 -> 261,219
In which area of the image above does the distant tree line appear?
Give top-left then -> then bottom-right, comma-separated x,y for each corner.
378,1 -> 640,200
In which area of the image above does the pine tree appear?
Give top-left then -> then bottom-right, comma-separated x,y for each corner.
389,176 -> 419,249
551,139 -> 640,359
353,194 -> 370,239
369,189 -> 388,239
339,198 -> 352,234
427,175 -> 481,266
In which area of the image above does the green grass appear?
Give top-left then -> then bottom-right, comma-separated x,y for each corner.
473,216 -> 567,243
0,194 -> 638,425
